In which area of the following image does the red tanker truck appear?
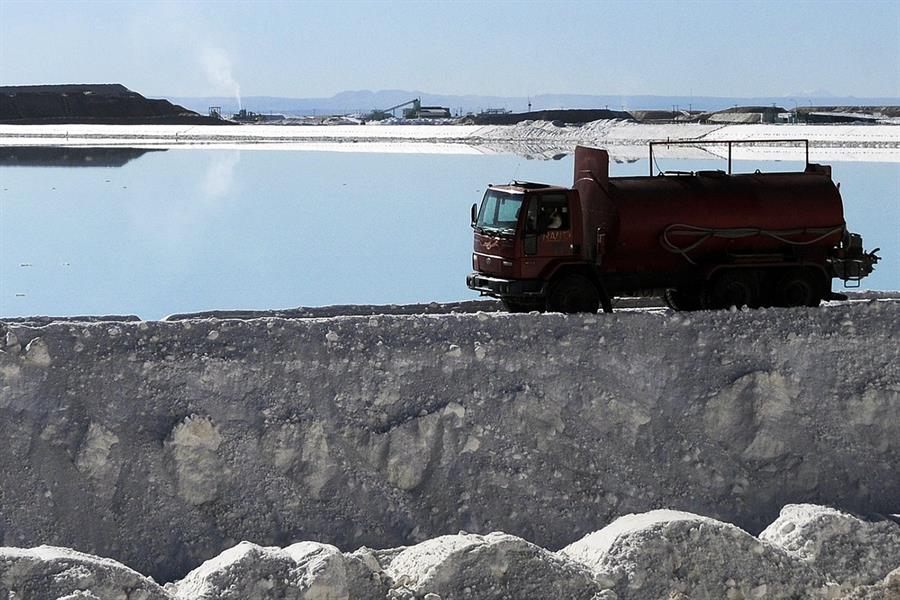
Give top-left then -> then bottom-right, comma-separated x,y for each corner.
467,142 -> 879,313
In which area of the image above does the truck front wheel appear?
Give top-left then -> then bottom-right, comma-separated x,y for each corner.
547,274 -> 600,314
501,298 -> 545,313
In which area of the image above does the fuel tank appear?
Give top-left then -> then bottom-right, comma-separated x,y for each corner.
575,148 -> 846,274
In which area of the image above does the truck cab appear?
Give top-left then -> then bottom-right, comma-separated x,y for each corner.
467,182 -> 604,313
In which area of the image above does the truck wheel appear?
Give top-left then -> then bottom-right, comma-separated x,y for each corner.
774,269 -> 823,307
501,298 -> 545,313
547,274 -> 600,313
703,271 -> 760,310
664,288 -> 702,311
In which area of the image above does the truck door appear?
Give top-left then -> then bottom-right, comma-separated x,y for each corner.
522,192 -> 577,278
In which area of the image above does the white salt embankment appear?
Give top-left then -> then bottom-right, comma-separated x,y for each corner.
0,299 -> 897,588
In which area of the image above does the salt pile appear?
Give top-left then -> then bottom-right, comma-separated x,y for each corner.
3,504 -> 899,599
167,541 -> 386,600
760,504 -> 900,587
385,532 -> 597,599
561,510 -> 823,599
0,546 -> 170,600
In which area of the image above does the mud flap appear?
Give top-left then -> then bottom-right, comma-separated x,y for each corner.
598,281 -> 613,313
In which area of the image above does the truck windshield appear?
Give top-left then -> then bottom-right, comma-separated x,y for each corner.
476,190 -> 523,234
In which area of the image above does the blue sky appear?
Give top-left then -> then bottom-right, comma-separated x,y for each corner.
1,0 -> 898,99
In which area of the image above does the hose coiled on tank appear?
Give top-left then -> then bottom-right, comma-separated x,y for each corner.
660,224 -> 846,265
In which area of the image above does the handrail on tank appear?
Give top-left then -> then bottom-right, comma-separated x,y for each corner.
648,139 -> 810,176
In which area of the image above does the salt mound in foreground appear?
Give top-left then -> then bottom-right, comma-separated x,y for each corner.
561,509 -> 824,600
760,503 -> 900,587
384,531 -> 598,600
167,540 -> 386,600
0,545 -> 170,600
4,505 -> 900,599
838,566 -> 900,599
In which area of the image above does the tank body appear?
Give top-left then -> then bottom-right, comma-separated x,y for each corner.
596,171 -> 846,274
471,146 -> 878,312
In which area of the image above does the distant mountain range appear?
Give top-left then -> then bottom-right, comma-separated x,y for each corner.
166,90 -> 900,117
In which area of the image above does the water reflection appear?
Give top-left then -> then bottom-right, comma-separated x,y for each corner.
202,150 -> 240,198
0,148 -> 896,319
0,146 -> 164,168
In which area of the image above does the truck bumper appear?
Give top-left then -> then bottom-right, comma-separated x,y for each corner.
466,273 -> 546,297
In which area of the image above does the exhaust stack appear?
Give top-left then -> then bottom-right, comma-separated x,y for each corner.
573,146 -> 609,193
573,146 -> 610,262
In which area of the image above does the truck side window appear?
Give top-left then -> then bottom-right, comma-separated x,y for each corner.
539,194 -> 569,231
525,197 -> 539,233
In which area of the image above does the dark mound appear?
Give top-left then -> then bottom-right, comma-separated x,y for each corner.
798,105 -> 900,117
469,108 -> 631,125
0,84 -> 235,125
715,105 -> 787,114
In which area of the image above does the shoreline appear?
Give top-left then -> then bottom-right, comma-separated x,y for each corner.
1,120 -> 899,162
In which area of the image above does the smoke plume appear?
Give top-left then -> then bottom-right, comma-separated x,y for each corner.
200,47 -> 242,110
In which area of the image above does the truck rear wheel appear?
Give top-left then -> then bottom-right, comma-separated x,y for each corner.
547,274 -> 600,314
774,269 -> 823,307
703,270 -> 760,310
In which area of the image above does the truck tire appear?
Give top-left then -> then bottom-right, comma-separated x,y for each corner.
703,270 -> 760,310
501,298 -> 545,313
664,288 -> 702,311
547,274 -> 600,313
774,269 -> 823,307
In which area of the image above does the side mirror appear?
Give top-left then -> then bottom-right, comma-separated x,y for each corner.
470,203 -> 478,228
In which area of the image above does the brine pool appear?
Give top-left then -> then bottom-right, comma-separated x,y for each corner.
1,147 -> 897,319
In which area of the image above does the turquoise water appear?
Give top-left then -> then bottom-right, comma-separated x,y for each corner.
1,148 -> 897,319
